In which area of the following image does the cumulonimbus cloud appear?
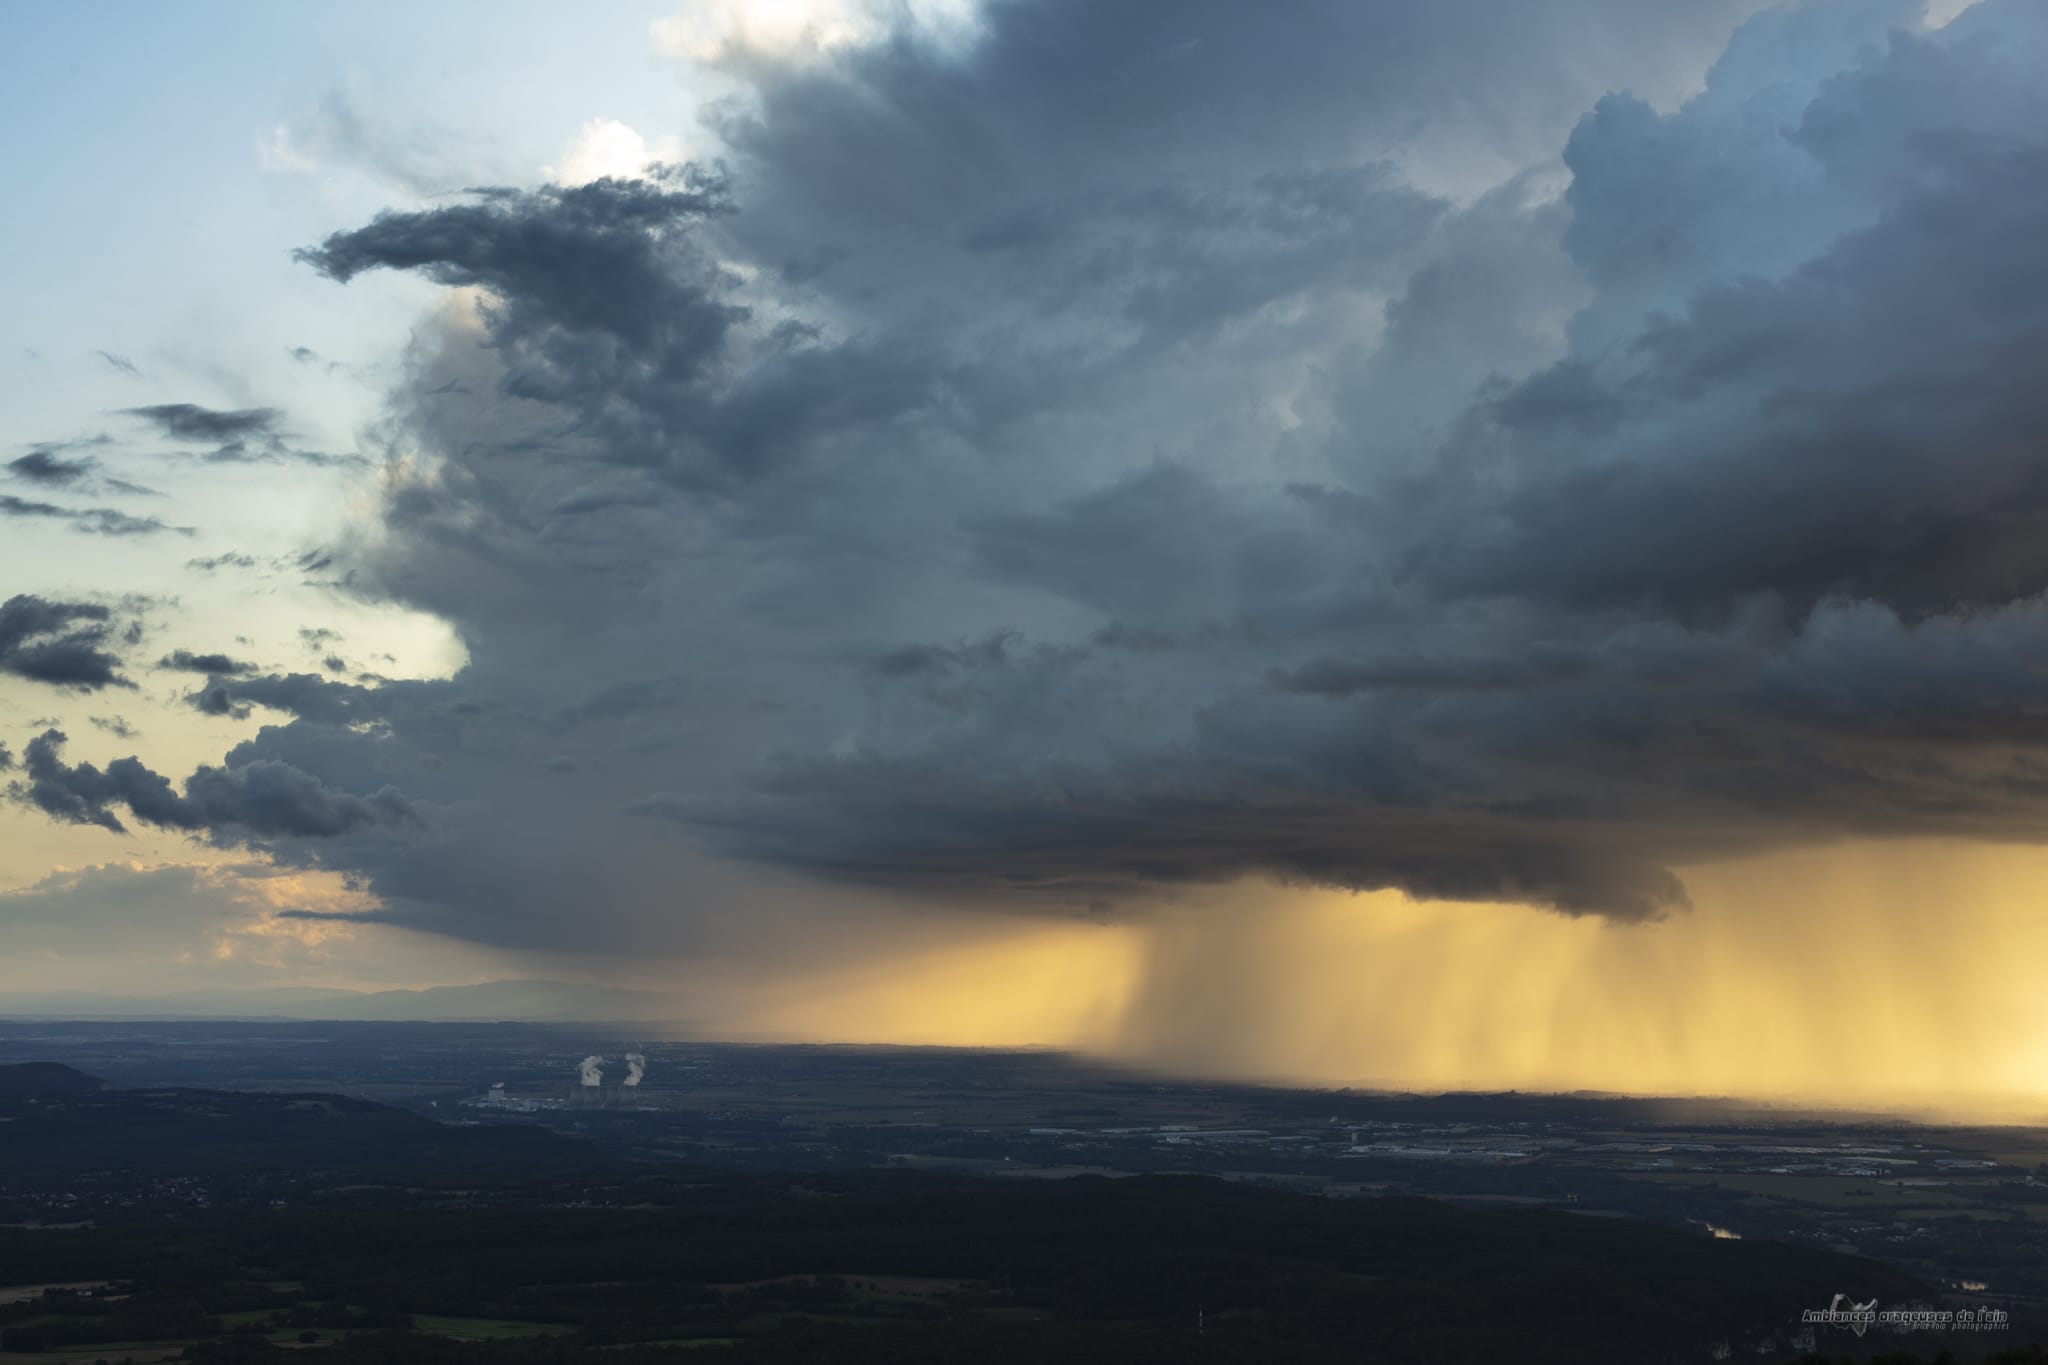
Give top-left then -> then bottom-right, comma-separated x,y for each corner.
12,0 -> 2048,943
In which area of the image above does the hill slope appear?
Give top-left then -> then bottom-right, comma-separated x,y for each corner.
0,1061 -> 106,1095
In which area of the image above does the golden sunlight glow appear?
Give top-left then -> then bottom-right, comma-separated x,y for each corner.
713,840 -> 2048,1119
1107,840 -> 2048,1116
0,858 -> 514,995
723,919 -> 1141,1048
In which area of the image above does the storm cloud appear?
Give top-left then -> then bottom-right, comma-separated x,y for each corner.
12,0 -> 2048,946
294,171 -> 758,487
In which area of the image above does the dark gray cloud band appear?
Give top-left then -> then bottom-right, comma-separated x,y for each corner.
0,595 -> 129,690
7,729 -> 419,840
123,403 -> 282,443
8,449 -> 96,486
160,649 -> 257,677
0,494 -> 182,537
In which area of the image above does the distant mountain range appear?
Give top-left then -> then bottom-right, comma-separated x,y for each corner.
0,979 -> 682,1022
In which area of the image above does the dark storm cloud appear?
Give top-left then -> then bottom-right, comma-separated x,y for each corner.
0,595 -> 128,690
26,0 -> 2048,939
1404,142 -> 2048,622
970,463 -> 1334,628
294,172 -> 771,487
653,0 -> 2048,921
871,632 -> 1016,678
300,0 -> 2048,926
706,0 -> 1756,257
677,753 -> 1695,920
1270,649 -> 1593,696
6,729 -> 419,840
294,172 -> 730,339
1090,622 -> 1181,653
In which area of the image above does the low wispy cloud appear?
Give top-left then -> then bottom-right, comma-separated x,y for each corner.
160,649 -> 258,676
8,449 -> 97,487
93,349 -> 144,378
124,403 -> 282,443
0,494 -> 186,537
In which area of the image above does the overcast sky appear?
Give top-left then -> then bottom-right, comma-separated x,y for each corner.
4,0 -> 2044,1103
